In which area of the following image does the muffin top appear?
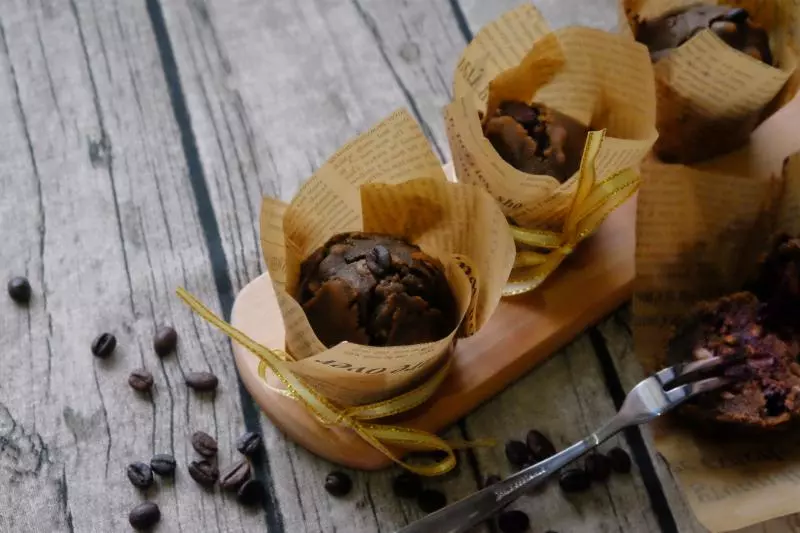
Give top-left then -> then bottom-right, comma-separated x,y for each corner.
482,100 -> 588,182
635,5 -> 772,64
295,232 -> 456,348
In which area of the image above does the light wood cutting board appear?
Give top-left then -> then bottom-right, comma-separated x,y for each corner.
229,182 -> 635,470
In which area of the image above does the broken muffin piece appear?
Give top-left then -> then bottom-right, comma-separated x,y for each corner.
668,292 -> 800,428
635,5 -> 772,64
482,100 -> 588,183
294,232 -> 457,348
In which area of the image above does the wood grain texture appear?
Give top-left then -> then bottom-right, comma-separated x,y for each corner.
0,0 -> 263,531
3,0 -> 782,530
456,0 -> 620,34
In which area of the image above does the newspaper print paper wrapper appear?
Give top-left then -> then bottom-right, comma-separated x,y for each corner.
634,86 -> 800,530
445,4 -> 657,292
260,110 -> 516,407
619,0 -> 797,164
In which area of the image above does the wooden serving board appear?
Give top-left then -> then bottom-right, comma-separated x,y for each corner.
230,176 -> 636,470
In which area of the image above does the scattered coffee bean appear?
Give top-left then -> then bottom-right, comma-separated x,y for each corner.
525,430 -> 556,462
185,371 -> 218,392
237,479 -> 264,506
392,472 -> 422,499
584,452 -> 612,482
417,489 -> 446,513
483,474 -> 501,489
559,468 -> 591,493
129,369 -> 154,392
191,431 -> 218,457
7,276 -> 31,304
236,431 -> 262,457
126,462 -> 154,489
324,471 -> 352,497
608,447 -> 632,473
504,440 -> 531,467
150,454 -> 176,477
188,459 -> 219,487
129,501 -> 160,530
497,509 -> 530,533
220,459 -> 251,492
153,326 -> 178,357
91,333 -> 117,359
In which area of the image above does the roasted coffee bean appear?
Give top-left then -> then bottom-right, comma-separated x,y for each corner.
417,489 -> 446,513
185,371 -> 218,392
504,440 -> 531,467
129,369 -> 154,392
7,277 -> 31,304
236,431 -> 262,457
91,333 -> 117,359
559,468 -> 591,493
608,447 -> 632,473
153,326 -> 178,357
188,459 -> 219,487
220,459 -> 251,491
129,501 -> 160,530
191,431 -> 218,457
126,462 -> 154,489
483,474 -> 501,489
525,430 -> 556,462
150,454 -> 176,477
237,479 -> 264,506
324,471 -> 352,497
392,472 -> 422,499
584,453 -> 612,482
497,509 -> 530,533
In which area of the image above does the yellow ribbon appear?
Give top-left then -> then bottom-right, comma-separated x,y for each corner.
176,288 -> 492,476
503,130 -> 641,296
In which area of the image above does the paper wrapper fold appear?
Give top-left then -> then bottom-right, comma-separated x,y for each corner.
620,0 -> 797,164
634,87 -> 800,530
261,109 -> 516,407
445,4 -> 657,291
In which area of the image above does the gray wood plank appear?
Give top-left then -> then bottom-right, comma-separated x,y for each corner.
157,0 -> 485,531
457,0 -> 619,35
0,0 -> 264,531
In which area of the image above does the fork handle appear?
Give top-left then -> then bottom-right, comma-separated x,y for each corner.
396,418 -> 624,533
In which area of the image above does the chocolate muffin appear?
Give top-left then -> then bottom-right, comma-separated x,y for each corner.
635,5 -> 772,64
295,233 -> 457,348
482,100 -> 588,183
668,292 -> 800,429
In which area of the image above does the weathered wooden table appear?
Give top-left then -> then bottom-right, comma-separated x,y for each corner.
2,1 -> 797,532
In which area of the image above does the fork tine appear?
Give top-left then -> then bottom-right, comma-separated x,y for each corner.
655,355 -> 727,387
665,377 -> 731,404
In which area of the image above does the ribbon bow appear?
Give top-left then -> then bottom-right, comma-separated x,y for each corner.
176,288 -> 492,476
503,130 -> 641,296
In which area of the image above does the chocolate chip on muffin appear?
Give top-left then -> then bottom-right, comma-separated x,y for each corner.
295,232 -> 457,347
668,292 -> 800,428
635,5 -> 772,64
482,100 -> 588,183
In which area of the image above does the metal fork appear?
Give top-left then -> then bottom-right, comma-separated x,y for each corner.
396,356 -> 732,533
